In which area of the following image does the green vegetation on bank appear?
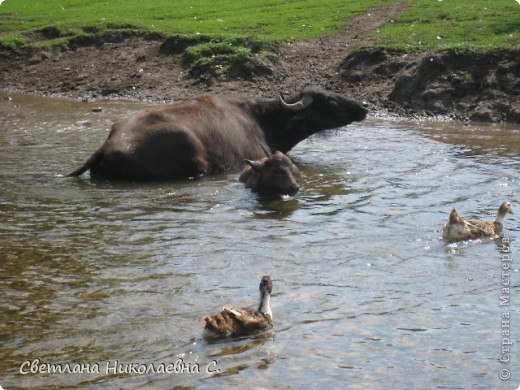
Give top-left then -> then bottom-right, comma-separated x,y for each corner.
0,0 -> 386,47
371,0 -> 519,52
0,0 -> 518,60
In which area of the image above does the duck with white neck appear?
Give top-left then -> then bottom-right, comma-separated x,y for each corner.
443,202 -> 513,241
203,276 -> 273,339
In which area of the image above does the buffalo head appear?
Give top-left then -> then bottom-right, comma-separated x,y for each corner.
260,86 -> 368,153
239,151 -> 301,197
280,86 -> 367,132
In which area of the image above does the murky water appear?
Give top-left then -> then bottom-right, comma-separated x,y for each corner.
1,93 -> 519,389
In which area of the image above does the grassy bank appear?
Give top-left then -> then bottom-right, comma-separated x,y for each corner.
371,0 -> 519,52
0,0 -> 385,47
1,0 -> 518,52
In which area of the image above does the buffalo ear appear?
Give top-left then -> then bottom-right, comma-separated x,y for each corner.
245,159 -> 264,172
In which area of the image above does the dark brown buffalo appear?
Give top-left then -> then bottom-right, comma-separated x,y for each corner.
68,86 -> 367,180
239,151 -> 301,196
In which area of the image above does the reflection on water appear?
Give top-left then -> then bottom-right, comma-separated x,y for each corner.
0,93 -> 519,389
415,120 -> 520,159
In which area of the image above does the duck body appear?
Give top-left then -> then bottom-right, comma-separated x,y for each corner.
443,202 -> 513,241
203,307 -> 272,338
203,276 -> 273,339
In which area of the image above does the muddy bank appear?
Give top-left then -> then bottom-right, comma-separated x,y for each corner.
340,48 -> 520,123
0,31 -> 518,123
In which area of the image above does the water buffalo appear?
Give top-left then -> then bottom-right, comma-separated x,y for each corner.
239,151 -> 301,196
68,86 -> 367,180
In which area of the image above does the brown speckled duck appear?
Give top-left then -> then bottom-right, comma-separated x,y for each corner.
203,276 -> 273,339
443,202 -> 513,241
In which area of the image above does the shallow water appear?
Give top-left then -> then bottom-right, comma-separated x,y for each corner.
1,93 -> 519,389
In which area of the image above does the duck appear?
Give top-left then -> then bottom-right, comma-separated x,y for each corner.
442,202 -> 513,241
203,276 -> 273,339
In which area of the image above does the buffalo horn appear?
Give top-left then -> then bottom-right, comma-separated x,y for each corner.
279,93 -> 313,111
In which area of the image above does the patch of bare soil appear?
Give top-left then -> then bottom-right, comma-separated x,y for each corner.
0,4 -> 518,123
340,48 -> 520,122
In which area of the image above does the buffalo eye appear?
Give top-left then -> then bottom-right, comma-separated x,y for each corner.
327,98 -> 340,109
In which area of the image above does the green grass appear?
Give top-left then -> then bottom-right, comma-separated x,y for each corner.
0,0 -> 518,52
183,40 -> 255,81
371,0 -> 519,52
0,0 -> 386,46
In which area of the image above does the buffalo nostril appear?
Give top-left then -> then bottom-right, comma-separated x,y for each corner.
288,184 -> 299,196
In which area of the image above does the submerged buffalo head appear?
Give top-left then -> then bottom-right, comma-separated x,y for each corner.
240,151 -> 301,197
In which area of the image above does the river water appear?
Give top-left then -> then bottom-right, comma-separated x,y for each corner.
1,93 -> 519,389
